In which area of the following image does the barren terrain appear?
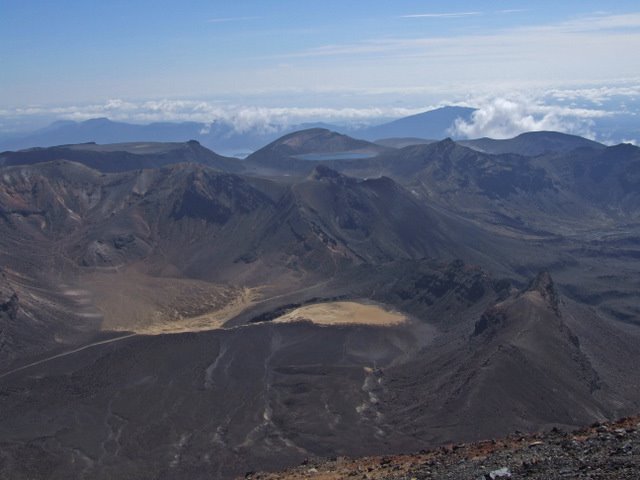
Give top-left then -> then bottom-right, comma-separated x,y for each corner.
81,267 -> 258,334
1,133 -> 640,479
251,416 -> 640,480
272,301 -> 408,327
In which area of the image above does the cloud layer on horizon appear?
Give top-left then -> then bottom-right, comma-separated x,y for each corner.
1,84 -> 638,144
450,96 -> 610,140
0,100 -> 430,135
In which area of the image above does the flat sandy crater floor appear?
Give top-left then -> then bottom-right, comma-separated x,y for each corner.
80,267 -> 406,334
272,301 -> 408,326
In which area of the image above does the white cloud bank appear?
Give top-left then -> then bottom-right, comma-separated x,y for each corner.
0,99 -> 428,134
1,83 -> 637,142
451,96 -> 611,139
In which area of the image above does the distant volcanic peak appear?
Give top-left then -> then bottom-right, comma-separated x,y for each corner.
527,271 -> 560,313
263,128 -> 337,153
279,128 -> 335,147
270,128 -> 374,154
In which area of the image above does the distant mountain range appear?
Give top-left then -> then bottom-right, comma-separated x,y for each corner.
2,105 -> 637,155
0,106 -> 533,154
0,127 -> 612,178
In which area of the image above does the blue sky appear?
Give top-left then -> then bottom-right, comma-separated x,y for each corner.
1,1 -> 640,138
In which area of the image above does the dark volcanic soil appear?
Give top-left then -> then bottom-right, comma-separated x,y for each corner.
252,416 -> 640,480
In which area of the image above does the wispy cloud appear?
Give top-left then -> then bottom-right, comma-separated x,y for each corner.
527,12 -> 640,33
401,12 -> 481,19
207,16 -> 261,23
283,12 -> 640,59
261,11 -> 640,97
547,84 -> 640,105
496,9 -> 529,15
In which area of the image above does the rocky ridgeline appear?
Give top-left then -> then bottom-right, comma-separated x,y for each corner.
248,416 -> 640,480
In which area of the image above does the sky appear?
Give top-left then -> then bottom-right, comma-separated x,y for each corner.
1,1 -> 640,139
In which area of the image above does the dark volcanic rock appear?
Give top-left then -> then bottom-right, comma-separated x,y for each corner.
381,273 -> 612,449
527,271 -> 560,312
0,273 -> 19,319
254,416 -> 640,480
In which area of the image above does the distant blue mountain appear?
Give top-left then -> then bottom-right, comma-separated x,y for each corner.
0,118 -> 204,152
353,106 -> 476,141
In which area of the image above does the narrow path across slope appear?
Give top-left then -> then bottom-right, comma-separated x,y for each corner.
0,279 -> 345,379
0,333 -> 138,380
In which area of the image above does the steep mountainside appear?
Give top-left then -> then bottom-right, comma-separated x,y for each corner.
538,143 -> 640,218
246,130 -> 640,233
378,272 -> 640,445
0,160 -> 516,363
0,161 -> 494,277
330,139 -> 640,233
